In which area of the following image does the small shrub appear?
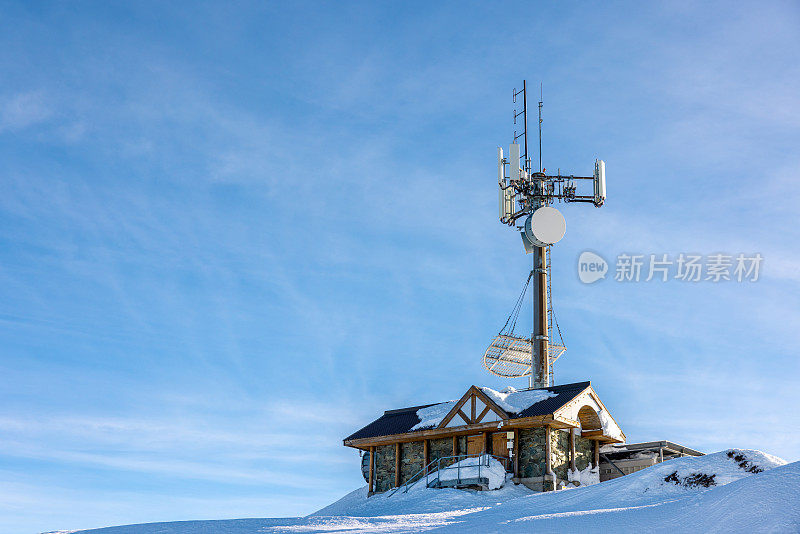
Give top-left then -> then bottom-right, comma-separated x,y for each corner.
663,470 -> 716,488
726,450 -> 763,474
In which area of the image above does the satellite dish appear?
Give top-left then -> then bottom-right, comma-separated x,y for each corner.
524,206 -> 566,247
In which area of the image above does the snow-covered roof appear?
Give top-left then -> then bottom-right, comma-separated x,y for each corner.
344,381 -> 594,442
409,386 -> 558,431
480,386 -> 558,414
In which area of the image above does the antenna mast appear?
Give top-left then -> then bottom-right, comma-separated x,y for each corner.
486,80 -> 607,389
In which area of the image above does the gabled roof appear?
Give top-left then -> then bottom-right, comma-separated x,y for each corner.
344,380 -> 591,442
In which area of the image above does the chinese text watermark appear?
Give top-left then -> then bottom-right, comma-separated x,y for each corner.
578,252 -> 763,284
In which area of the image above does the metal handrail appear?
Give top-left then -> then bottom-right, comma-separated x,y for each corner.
388,453 -> 509,496
386,457 -> 442,497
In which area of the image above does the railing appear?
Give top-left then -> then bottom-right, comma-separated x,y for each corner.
387,453 -> 509,497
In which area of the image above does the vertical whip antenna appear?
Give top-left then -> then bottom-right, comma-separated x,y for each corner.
538,84 -> 543,173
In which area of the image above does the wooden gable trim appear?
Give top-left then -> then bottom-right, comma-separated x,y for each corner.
437,385 -> 509,429
473,387 -> 509,423
457,409 -> 470,425
438,388 -> 474,428
552,385 -> 626,443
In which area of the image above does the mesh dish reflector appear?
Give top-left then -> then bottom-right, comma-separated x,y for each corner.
482,334 -> 566,378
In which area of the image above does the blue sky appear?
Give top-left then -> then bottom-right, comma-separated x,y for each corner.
1,1 -> 799,532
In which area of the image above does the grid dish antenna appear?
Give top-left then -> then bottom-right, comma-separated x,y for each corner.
483,272 -> 566,378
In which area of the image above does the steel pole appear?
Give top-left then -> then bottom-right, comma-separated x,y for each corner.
531,245 -> 549,388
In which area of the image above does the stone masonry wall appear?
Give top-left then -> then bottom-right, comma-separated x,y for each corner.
575,436 -> 593,471
551,429 -> 570,481
361,451 -> 370,482
373,444 -> 395,492
400,441 -> 425,485
429,438 -> 453,468
518,427 -> 546,478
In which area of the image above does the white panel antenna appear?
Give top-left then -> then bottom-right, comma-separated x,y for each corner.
509,143 -> 520,181
593,159 -> 606,207
498,147 -> 505,220
498,147 -> 516,223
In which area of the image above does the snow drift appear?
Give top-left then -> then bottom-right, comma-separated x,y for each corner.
436,454 -> 507,490
46,449 -> 799,534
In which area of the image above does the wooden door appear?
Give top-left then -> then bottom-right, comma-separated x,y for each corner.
492,432 -> 510,459
466,434 -> 484,456
492,432 -> 512,472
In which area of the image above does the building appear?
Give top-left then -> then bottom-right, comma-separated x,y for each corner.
599,440 -> 704,481
343,381 -> 625,494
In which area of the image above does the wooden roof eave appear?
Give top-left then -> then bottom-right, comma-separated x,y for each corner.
343,413 -> 580,449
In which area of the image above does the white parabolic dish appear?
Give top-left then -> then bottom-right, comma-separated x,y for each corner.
524,206 -> 566,246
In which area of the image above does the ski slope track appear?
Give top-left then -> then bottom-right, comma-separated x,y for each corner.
45,449 -> 800,534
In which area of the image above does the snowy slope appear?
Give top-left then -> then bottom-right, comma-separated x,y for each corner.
46,450 -> 799,534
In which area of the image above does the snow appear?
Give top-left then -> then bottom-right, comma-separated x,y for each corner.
436,454 -> 507,490
597,408 -> 624,441
46,449 -> 799,534
410,401 -> 457,431
479,386 -> 557,414
410,387 -> 558,431
567,464 -> 600,487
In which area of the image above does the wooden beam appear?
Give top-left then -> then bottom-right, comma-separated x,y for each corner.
483,431 -> 490,454
368,446 -> 375,495
457,409 -> 470,425
453,435 -> 458,457
476,405 -> 491,423
395,442 -> 401,488
344,414 -> 556,449
438,388 -> 475,428
545,426 -> 553,481
437,386 -> 510,430
593,440 -> 599,468
569,429 -> 576,472
423,439 -> 429,474
513,429 -> 520,478
471,395 -> 476,422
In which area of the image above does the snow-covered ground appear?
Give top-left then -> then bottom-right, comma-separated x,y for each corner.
436,454 -> 507,489
46,449 -> 800,534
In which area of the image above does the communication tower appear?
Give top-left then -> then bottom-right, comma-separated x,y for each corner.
483,81 -> 606,389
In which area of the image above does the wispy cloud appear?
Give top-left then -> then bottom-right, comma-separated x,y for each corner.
0,91 -> 51,132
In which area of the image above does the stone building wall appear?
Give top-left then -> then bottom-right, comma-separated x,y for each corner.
551,429 -> 570,481
361,451 -> 370,482
518,427 -> 547,478
373,444 -> 395,492
575,436 -> 594,471
429,438 -> 453,468
400,441 -> 425,485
